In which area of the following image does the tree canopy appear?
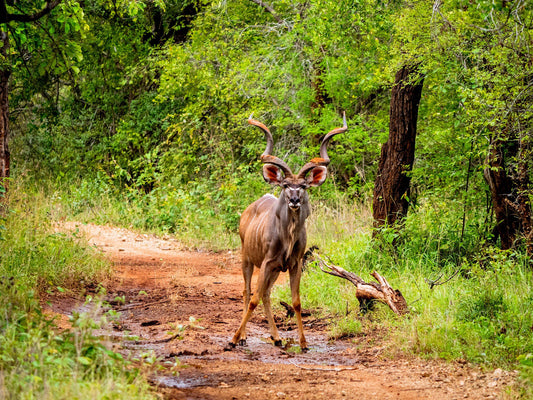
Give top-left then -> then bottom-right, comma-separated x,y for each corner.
2,0 -> 531,254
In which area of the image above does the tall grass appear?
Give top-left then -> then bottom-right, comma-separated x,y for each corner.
0,182 -> 156,399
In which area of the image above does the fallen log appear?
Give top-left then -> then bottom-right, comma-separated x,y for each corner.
312,252 -> 409,315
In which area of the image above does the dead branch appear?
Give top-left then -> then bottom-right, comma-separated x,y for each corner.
312,252 -> 409,315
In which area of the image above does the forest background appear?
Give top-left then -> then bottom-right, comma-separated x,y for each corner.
0,0 -> 532,398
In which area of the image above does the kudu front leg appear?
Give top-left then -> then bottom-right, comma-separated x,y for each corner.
290,265 -> 308,351
237,260 -> 254,346
261,269 -> 282,346
228,262 -> 280,348
229,292 -> 258,348
229,263 -> 267,348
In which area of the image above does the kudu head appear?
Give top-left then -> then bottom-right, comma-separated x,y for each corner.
248,112 -> 347,212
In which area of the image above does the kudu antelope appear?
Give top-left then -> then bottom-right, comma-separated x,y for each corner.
228,113 -> 347,350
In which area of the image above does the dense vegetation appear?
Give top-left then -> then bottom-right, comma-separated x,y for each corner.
1,0 -> 532,398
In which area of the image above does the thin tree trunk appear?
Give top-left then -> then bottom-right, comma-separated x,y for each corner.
372,64 -> 424,228
483,133 -> 521,250
516,133 -> 532,257
0,30 -> 10,187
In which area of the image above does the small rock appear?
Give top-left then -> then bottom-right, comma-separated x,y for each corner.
276,392 -> 286,398
493,368 -> 503,377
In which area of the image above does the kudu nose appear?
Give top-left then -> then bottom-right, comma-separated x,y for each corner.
288,195 -> 301,210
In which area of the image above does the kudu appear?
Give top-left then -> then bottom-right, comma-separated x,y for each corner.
228,112 -> 347,350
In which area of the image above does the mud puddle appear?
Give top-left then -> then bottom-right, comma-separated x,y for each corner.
47,222 -> 516,400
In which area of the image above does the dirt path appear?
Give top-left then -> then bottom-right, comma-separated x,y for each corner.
50,222 -> 515,400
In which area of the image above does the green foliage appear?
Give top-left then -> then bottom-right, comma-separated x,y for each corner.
5,0 -> 88,110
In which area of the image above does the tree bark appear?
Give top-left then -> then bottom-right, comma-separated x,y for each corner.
372,64 -> 424,228
0,30 -> 10,187
484,135 -> 518,249
484,130 -> 532,256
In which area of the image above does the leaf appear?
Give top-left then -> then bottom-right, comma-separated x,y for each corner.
77,356 -> 92,366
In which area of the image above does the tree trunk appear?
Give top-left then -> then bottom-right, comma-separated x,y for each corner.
484,130 -> 532,256
372,64 -> 424,228
0,30 -> 10,187
517,133 -> 532,257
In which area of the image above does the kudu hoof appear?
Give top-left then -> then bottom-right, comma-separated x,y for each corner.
224,342 -> 236,351
238,339 -> 247,346
270,336 -> 283,347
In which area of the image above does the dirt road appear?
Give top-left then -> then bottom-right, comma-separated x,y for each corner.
50,223 -> 515,399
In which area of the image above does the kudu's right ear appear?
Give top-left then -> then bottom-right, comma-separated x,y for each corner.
262,164 -> 284,186
306,166 -> 328,187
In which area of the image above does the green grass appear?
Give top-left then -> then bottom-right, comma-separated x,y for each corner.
0,182 -> 157,400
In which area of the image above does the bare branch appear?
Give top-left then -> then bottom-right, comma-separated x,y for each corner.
1,0 -> 61,24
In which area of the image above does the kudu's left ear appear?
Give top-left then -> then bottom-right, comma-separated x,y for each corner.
262,163 -> 284,186
306,166 -> 328,187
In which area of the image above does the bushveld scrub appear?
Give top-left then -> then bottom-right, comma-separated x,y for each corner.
270,189 -> 532,396
0,183 -> 156,399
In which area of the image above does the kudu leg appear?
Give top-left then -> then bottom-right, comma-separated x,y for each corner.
261,269 -> 281,346
238,260 -> 254,345
229,262 -> 279,347
289,265 -> 308,351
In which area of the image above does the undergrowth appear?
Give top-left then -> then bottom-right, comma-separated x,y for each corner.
274,196 -> 533,397
0,183 -> 156,399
